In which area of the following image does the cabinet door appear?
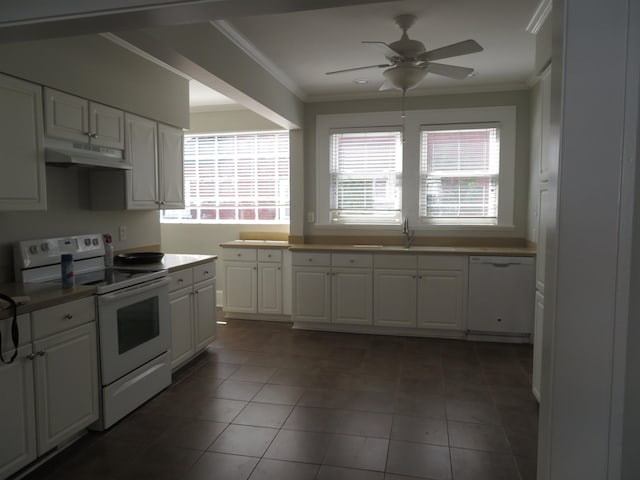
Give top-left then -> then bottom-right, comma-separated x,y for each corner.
532,291 -> 544,401
0,345 -> 37,479
125,113 -> 159,209
43,87 -> 89,143
158,123 -> 184,209
292,267 -> 330,323
417,270 -> 465,330
0,74 -> 46,211
33,323 -> 99,454
194,279 -> 217,351
90,102 -> 124,149
224,262 -> 258,313
258,262 -> 282,315
169,287 -> 194,370
373,269 -> 417,327
332,268 -> 372,325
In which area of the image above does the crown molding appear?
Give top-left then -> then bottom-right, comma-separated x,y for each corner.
526,0 -> 552,34
305,83 -> 531,103
211,20 -> 307,101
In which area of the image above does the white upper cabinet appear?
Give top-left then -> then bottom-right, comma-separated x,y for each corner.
0,73 -> 46,211
44,88 -> 124,149
158,123 -> 184,209
125,113 -> 159,209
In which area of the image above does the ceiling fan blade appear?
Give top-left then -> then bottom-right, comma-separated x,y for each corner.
326,64 -> 391,75
421,39 -> 483,62
425,63 -> 474,79
362,41 -> 403,59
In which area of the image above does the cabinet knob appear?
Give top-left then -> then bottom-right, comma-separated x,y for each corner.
237,253 -> 242,257
267,254 -> 272,258
37,351 -> 46,356
177,278 -> 184,283
64,314 -> 73,320
27,353 -> 36,360
203,271 -> 209,275
308,258 -> 313,262
349,259 -> 354,263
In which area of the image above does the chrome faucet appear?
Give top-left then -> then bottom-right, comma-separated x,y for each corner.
402,216 -> 415,249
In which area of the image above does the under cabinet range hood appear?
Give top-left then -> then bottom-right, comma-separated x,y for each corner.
45,139 -> 131,169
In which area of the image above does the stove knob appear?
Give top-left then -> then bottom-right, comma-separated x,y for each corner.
85,238 -> 91,246
92,238 -> 99,246
29,245 -> 38,254
40,243 -> 49,252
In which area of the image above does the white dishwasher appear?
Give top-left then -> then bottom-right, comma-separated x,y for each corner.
467,256 -> 535,339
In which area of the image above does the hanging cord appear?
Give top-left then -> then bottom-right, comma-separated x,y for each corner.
401,88 -> 407,144
0,293 -> 19,364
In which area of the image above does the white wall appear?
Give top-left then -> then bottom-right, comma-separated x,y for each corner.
0,167 -> 161,282
0,34 -> 189,128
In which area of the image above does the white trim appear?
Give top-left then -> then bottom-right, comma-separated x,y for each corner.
211,20 -> 307,101
315,106 -> 517,231
526,0 -> 552,34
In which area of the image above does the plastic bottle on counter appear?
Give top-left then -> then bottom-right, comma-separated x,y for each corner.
103,234 -> 114,268
61,253 -> 75,289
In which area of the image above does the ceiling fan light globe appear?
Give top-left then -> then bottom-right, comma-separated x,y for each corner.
383,64 -> 427,91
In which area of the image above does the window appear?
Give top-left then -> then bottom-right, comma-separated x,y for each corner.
316,107 -> 515,230
330,129 -> 402,224
420,125 -> 500,222
162,131 -> 289,223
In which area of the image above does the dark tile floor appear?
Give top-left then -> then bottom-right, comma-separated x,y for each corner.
26,313 -> 538,480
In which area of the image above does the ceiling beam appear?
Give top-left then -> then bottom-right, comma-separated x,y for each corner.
0,0 -> 400,43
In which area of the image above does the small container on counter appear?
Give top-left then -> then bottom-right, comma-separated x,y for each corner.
61,253 -> 75,289
103,234 -> 114,267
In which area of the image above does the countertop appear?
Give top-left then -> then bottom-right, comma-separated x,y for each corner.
114,253 -> 217,272
288,244 -> 536,256
0,283 -> 96,319
0,254 -> 217,320
220,240 -> 535,256
220,240 -> 290,249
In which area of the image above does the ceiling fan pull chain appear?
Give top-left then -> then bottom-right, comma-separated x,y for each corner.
401,89 -> 406,144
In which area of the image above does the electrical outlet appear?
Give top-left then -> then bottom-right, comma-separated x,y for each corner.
306,212 -> 315,223
119,225 -> 127,241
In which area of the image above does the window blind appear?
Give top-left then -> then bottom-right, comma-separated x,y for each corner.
329,130 -> 402,224
419,127 -> 499,220
163,131 -> 289,223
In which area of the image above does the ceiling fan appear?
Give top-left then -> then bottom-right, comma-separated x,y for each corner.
326,14 -> 483,92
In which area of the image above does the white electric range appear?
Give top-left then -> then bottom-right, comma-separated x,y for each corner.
14,234 -> 172,429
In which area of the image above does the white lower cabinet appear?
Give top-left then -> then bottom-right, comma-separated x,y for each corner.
169,261 -> 217,371
33,322 -> 99,454
293,252 -> 373,326
292,266 -> 331,323
222,248 -> 288,319
331,268 -> 372,325
0,316 -> 36,480
417,270 -> 466,330
0,298 -> 99,480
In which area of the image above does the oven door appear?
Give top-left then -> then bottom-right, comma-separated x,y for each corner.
97,276 -> 170,385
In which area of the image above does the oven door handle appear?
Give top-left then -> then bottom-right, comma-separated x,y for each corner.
99,277 -> 171,304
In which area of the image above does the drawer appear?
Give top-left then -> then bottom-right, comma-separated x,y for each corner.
292,252 -> 331,267
32,296 -> 95,340
332,253 -> 373,268
1,313 -> 31,348
193,261 -> 216,282
258,249 -> 282,263
374,254 -> 417,270
222,248 -> 257,262
169,267 -> 194,291
418,254 -> 467,271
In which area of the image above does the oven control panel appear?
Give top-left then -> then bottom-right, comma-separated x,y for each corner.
15,234 -> 105,270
